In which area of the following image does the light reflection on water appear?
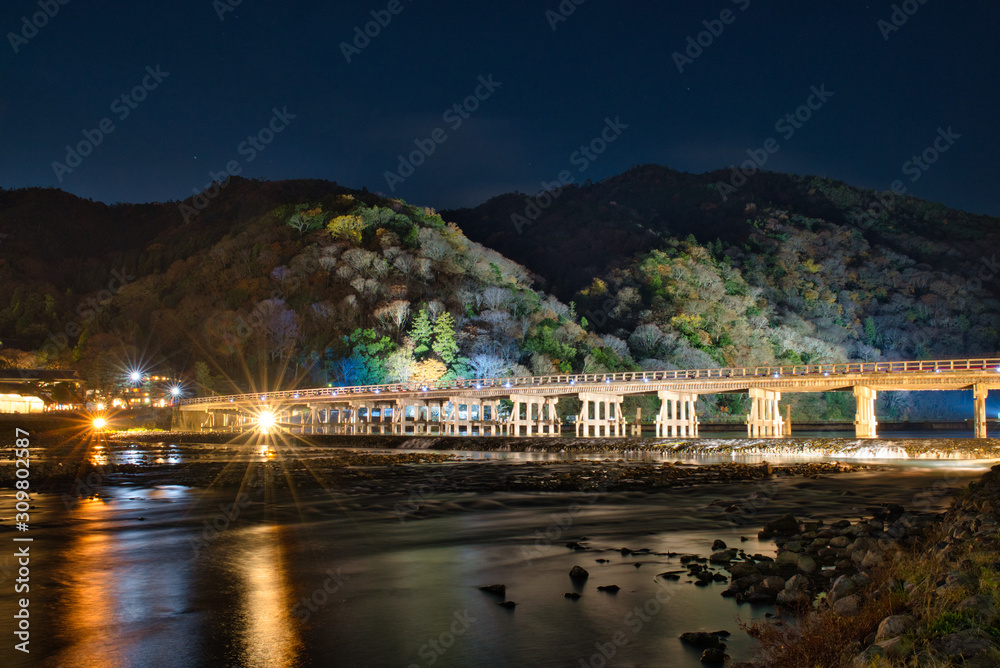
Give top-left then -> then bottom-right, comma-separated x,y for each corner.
233,526 -> 303,667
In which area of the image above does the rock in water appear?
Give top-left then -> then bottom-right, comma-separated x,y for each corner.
760,514 -> 800,539
680,632 -> 723,649
712,539 -> 728,551
569,565 -> 589,581
597,585 -> 620,592
498,600 -> 517,609
564,592 -> 581,600
701,647 -> 728,664
479,584 -> 506,596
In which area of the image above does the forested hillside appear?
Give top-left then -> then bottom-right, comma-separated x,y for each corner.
0,165 -> 996,421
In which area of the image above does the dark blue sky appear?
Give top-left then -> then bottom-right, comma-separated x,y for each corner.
2,0 -> 998,215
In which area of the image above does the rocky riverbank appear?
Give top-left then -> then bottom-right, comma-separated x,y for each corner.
720,465 -> 1000,667
106,430 -> 1000,459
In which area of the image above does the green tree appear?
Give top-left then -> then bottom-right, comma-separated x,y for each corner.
409,308 -> 433,357
863,316 -> 878,346
432,311 -> 459,364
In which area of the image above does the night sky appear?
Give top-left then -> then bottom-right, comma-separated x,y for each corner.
2,0 -> 998,215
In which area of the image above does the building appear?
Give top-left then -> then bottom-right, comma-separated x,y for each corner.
0,369 -> 83,412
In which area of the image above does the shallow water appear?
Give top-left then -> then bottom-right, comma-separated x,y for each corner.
0,459 -> 989,668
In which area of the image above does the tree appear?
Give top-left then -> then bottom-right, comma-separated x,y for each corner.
409,308 -> 433,357
629,323 -> 664,358
385,343 -> 417,382
468,353 -> 508,379
251,298 -> 300,361
432,311 -> 459,364
411,358 -> 447,385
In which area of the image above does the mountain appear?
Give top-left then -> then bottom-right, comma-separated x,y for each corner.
446,165 -> 1000,367
0,166 -> 996,421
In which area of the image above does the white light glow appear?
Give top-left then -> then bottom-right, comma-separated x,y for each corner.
258,411 -> 276,431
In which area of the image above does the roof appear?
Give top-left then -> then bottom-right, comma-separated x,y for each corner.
0,369 -> 81,383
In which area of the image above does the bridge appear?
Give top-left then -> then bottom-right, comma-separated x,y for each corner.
175,358 -> 1000,439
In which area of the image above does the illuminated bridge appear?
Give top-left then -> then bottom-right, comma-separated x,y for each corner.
175,358 -> 1000,439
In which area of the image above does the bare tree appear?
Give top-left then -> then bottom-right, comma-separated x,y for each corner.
629,323 -> 664,358
481,286 -> 511,311
468,353 -> 508,379
251,298 -> 300,360
375,300 -> 410,335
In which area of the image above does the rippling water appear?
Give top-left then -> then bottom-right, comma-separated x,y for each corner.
0,440 -> 993,668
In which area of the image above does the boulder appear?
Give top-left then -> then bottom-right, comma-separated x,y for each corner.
569,566 -> 589,581
760,514 -> 799,538
833,594 -> 860,617
875,614 -> 916,641
830,536 -> 851,549
828,575 -> 857,603
700,647 -> 727,664
479,584 -> 506,596
710,549 -> 738,564
796,554 -> 817,573
930,629 -> 999,663
729,562 -> 760,579
875,635 -> 913,659
680,632 -> 723,649
956,595 -> 997,623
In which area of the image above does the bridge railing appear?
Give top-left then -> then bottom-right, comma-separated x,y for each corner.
179,357 -> 1000,406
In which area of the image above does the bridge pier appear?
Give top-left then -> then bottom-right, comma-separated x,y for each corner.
974,384 -> 988,439
509,395 -> 561,437
853,386 -> 878,439
576,392 -> 624,437
655,391 -> 699,437
747,388 -> 784,438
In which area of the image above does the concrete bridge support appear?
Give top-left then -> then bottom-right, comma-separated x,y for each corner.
509,394 -> 561,437
576,393 -> 624,437
655,391 -> 699,437
974,384 -> 988,439
747,388 -> 784,438
853,386 -> 878,439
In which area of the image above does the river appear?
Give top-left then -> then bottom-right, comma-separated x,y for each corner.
0,437 -> 993,668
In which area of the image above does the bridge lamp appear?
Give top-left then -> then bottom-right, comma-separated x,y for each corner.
260,395 -> 266,401
504,382 -> 511,388
92,417 -> 107,430
605,378 -> 611,384
773,373 -> 780,378
570,380 -> 575,386
229,398 -> 235,403
293,393 -> 300,399
331,391 -> 338,397
258,411 -> 276,431
475,384 -> 482,389
643,378 -> 649,383
170,386 -> 182,397
374,389 -> 380,394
